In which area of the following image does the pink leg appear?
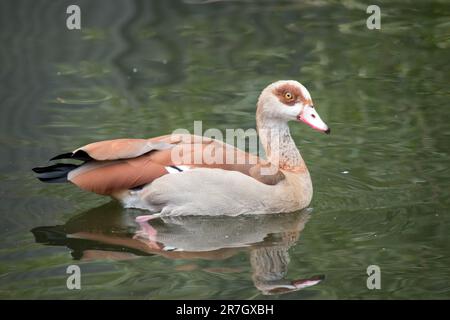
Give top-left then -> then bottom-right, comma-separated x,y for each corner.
134,214 -> 160,240
135,214 -> 158,223
138,221 -> 157,238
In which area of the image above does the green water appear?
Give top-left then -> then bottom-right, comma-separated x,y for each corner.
0,0 -> 449,299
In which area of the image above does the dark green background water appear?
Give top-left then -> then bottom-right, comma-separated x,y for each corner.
0,0 -> 449,299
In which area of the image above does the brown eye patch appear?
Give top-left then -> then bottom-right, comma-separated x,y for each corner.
273,83 -> 312,106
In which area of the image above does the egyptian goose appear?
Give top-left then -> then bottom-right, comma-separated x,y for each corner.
33,80 -> 330,216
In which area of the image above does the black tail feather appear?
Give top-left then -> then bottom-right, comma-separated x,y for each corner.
50,150 -> 92,161
32,163 -> 79,183
32,163 -> 78,173
49,152 -> 74,161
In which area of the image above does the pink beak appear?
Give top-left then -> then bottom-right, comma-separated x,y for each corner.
297,106 -> 330,134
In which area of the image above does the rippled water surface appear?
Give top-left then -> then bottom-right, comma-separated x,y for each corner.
0,0 -> 449,299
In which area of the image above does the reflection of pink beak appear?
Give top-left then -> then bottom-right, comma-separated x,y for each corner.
292,275 -> 325,289
261,274 -> 325,295
297,106 -> 330,134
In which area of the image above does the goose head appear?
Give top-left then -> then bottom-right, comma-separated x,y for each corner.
257,80 -> 330,134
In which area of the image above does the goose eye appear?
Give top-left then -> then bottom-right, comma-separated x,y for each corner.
284,92 -> 293,100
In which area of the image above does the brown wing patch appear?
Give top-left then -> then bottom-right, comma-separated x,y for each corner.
75,138 -> 173,161
249,163 -> 285,185
69,156 -> 168,195
272,83 -> 312,106
67,134 -> 277,195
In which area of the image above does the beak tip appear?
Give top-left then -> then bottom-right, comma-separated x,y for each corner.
324,128 -> 331,135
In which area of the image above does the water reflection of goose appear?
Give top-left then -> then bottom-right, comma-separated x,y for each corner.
31,202 -> 324,295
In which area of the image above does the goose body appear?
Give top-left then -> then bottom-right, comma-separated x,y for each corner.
33,80 -> 330,216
